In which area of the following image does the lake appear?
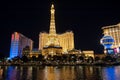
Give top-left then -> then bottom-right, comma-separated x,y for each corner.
0,65 -> 120,80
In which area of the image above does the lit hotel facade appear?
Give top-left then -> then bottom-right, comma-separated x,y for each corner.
39,4 -> 74,55
10,32 -> 33,58
9,4 -> 95,58
102,23 -> 120,53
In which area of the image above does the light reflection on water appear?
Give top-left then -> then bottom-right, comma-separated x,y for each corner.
102,66 -> 120,80
0,66 -> 120,80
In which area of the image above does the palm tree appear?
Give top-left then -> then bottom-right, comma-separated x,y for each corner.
78,56 -> 84,62
87,56 -> 94,63
104,55 -> 113,62
38,54 -> 44,61
95,56 -> 100,62
32,56 -> 37,61
21,55 -> 28,62
22,46 -> 30,57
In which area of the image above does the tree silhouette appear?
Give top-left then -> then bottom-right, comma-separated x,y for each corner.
21,55 -> 28,62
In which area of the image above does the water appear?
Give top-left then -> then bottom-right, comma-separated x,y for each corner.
0,65 -> 120,80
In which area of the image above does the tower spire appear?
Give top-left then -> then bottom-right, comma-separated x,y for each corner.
49,4 -> 56,35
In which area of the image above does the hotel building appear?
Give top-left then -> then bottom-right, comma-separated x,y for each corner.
9,32 -> 33,59
102,23 -> 120,53
39,4 -> 74,56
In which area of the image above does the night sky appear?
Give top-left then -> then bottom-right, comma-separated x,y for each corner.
0,0 -> 120,57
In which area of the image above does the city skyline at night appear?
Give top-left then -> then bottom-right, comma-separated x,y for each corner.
0,0 -> 120,56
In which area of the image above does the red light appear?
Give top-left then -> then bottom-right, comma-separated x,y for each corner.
11,34 -> 14,40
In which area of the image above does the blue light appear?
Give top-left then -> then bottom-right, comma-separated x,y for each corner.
103,67 -> 116,80
107,49 -> 114,54
9,40 -> 19,59
101,35 -> 114,49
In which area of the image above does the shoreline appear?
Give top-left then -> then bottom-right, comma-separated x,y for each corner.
0,62 -> 120,66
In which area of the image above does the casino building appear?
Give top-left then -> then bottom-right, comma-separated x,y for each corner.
9,32 -> 33,59
9,4 -> 96,59
101,23 -> 120,54
39,4 -> 74,56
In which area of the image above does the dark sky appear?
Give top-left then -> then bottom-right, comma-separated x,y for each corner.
0,0 -> 120,56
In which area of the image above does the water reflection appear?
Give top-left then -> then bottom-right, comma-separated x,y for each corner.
102,66 -> 120,80
0,66 -> 120,80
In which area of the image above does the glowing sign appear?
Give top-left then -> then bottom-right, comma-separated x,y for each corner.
100,35 -> 114,49
107,49 -> 114,54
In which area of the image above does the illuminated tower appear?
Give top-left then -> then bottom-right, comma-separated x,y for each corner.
49,4 -> 56,35
39,4 -> 74,55
46,4 -> 59,46
9,32 -> 33,59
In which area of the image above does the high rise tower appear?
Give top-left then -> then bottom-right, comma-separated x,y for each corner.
9,32 -> 33,58
46,4 -> 59,46
101,23 -> 120,54
49,4 -> 56,35
102,23 -> 120,48
39,4 -> 74,55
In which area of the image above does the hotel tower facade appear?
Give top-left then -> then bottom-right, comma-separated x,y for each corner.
10,32 -> 33,58
39,4 -> 74,56
102,23 -> 120,53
